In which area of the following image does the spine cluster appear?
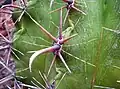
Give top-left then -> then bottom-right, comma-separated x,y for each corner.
0,0 -> 85,88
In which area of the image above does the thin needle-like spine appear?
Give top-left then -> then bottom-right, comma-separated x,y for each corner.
18,0 -> 27,21
49,6 -> 66,14
0,75 -> 13,84
12,50 -> 20,60
32,77 -> 46,89
72,6 -> 86,15
31,81 -> 41,88
0,33 -> 12,43
0,60 -> 13,73
20,82 -> 40,89
55,72 -> 66,89
43,74 -> 50,88
63,9 -> 70,26
58,53 -> 71,73
47,55 -> 56,77
0,9 -> 12,14
25,11 -> 57,42
59,8 -> 63,39
0,45 -> 9,50
39,71 -> 49,88
62,50 -> 96,67
6,85 -> 12,89
62,34 -> 77,43
1,4 -> 23,9
18,9 -> 26,22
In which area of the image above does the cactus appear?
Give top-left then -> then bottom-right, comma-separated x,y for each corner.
0,0 -> 120,89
